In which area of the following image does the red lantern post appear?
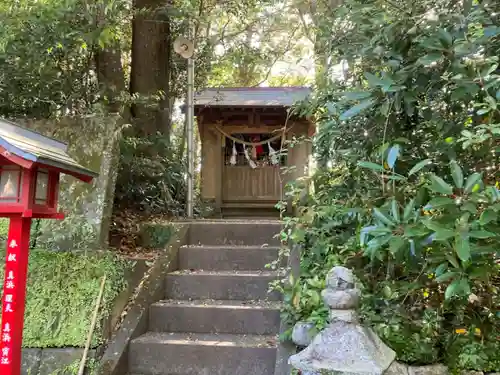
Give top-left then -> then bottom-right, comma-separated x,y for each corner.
0,119 -> 97,375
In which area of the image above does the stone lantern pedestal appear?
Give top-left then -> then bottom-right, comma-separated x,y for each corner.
289,266 -> 396,375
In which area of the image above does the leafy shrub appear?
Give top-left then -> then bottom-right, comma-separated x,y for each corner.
0,249 -> 130,348
284,158 -> 500,370
356,158 -> 500,368
280,0 -> 500,371
114,134 -> 187,215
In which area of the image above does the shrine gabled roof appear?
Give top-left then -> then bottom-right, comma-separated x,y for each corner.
194,87 -> 312,108
0,118 -> 98,181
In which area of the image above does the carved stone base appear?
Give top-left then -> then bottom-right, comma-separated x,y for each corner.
289,320 -> 395,375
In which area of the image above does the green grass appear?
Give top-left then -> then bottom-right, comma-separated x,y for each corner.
0,249 -> 130,348
0,218 -> 8,240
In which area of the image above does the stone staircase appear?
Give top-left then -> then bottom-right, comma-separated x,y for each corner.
128,220 -> 283,375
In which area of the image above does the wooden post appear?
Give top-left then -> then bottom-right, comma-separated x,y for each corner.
0,216 -> 33,375
215,132 -> 223,216
285,126 -> 294,217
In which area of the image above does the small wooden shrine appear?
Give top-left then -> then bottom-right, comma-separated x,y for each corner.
194,87 -> 313,216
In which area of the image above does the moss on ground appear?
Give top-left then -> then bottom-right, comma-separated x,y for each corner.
0,249 -> 130,348
139,221 -> 173,248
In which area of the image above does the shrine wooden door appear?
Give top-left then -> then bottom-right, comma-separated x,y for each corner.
222,165 -> 282,203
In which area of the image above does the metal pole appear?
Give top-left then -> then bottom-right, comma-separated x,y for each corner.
186,56 -> 194,218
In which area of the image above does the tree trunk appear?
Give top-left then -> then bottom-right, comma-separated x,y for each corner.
94,32 -> 127,246
130,0 -> 172,137
238,26 -> 255,86
96,48 -> 126,113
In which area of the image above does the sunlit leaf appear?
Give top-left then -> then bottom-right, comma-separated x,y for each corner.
461,202 -> 477,214
445,278 -> 470,300
422,219 -> 449,232
434,229 -> 455,241
367,234 -> 392,250
429,174 -> 453,195
391,199 -> 400,222
386,175 -> 406,181
450,160 -> 463,188
464,173 -> 482,193
380,100 -> 391,116
469,230 -> 496,239
484,26 -> 500,37
364,72 -> 385,87
403,199 -> 415,222
373,208 -> 395,226
339,99 -> 376,120
421,233 -> 435,246
387,145 -> 400,169
360,225 -> 378,246
436,271 -> 458,283
389,236 -> 405,254
455,235 -> 471,262
438,29 -> 453,47
428,197 -> 454,207
343,91 -> 372,101
417,53 -> 442,66
357,161 -> 385,172
479,209 -> 497,225
481,63 -> 498,77
408,159 -> 432,176
435,263 -> 448,277
310,290 -> 320,305
446,253 -> 460,268
405,225 -> 431,237
394,137 -> 410,144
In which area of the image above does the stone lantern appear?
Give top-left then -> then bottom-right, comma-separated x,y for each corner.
0,118 -> 97,375
289,266 -> 396,375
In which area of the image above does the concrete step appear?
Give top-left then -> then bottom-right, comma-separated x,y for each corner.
188,221 -> 282,246
165,270 -> 281,301
221,207 -> 281,219
179,245 -> 281,271
129,332 -> 277,375
149,299 -> 281,335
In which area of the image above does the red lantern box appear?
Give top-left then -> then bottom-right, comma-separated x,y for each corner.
0,118 -> 98,375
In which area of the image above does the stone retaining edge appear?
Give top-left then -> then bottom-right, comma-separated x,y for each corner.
96,223 -> 189,375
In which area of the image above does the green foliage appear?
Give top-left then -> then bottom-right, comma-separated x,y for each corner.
32,203 -> 98,251
0,219 -> 8,240
281,0 -> 500,371
355,159 -> 500,365
0,0 -> 127,118
0,249 -> 130,348
277,176 -> 362,338
139,222 -> 174,248
204,0 -> 310,87
114,134 -> 187,215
